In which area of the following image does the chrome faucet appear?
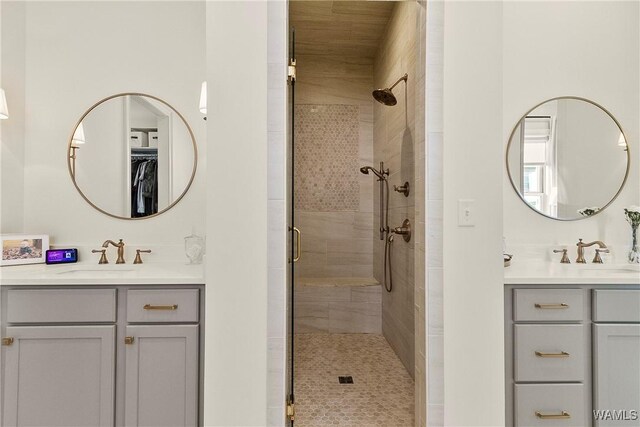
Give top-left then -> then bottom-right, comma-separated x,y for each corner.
102,239 -> 126,264
576,239 -> 607,264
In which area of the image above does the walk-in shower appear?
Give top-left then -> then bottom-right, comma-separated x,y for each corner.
289,2 -> 424,424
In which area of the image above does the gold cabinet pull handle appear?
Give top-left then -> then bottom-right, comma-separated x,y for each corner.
293,227 -> 301,263
535,303 -> 569,309
143,304 -> 178,310
124,336 -> 135,345
535,411 -> 571,419
2,337 -> 14,346
535,351 -> 570,358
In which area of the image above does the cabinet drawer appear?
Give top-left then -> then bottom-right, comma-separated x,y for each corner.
515,324 -> 585,382
514,289 -> 584,322
593,290 -> 640,322
127,289 -> 199,323
6,289 -> 116,323
515,384 -> 585,427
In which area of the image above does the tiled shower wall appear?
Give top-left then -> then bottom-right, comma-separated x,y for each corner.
295,55 -> 375,279
373,1 -> 417,379
415,2 -> 428,426
426,1 -> 445,425
266,1 -> 287,426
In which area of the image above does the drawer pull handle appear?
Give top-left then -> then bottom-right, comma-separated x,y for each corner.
535,351 -> 570,358
124,336 -> 135,345
535,411 -> 571,419
143,304 -> 178,311
534,303 -> 569,309
2,337 -> 14,346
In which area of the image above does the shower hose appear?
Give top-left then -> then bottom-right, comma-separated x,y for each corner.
382,178 -> 393,293
383,234 -> 394,292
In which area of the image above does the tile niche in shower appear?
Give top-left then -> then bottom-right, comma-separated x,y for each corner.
294,104 -> 360,212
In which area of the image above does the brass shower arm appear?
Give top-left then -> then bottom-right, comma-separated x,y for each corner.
388,73 -> 408,90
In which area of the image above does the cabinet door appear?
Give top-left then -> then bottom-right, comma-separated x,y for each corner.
124,325 -> 199,427
2,325 -> 116,427
594,324 -> 640,426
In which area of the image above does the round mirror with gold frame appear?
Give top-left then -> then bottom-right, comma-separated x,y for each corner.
506,96 -> 630,221
68,93 -> 197,220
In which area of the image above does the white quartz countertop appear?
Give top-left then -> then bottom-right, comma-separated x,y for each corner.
0,262 -> 205,286
504,260 -> 640,285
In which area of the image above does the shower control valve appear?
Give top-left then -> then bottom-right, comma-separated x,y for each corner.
394,182 -> 410,197
391,219 -> 411,243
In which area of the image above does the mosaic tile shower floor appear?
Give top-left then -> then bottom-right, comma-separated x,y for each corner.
294,333 -> 415,427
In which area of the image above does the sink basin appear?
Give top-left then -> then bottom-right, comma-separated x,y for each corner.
577,264 -> 640,274
55,265 -> 137,275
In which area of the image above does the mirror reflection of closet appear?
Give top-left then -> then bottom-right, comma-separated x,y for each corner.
69,93 -> 197,220
129,96 -> 165,218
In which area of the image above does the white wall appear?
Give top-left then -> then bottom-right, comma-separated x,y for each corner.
503,1 -> 640,257
77,98 -> 126,216
6,1 -> 206,252
442,2 -> 639,426
555,100 -> 627,218
0,1 -> 26,233
205,2 -> 269,426
442,2 -> 505,426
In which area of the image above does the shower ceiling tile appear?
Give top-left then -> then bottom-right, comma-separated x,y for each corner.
290,1 -> 395,60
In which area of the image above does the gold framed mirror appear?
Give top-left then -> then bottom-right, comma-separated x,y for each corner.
506,96 -> 630,221
68,93 -> 197,220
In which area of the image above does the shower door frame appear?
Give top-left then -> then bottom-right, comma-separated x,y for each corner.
285,26 -> 297,427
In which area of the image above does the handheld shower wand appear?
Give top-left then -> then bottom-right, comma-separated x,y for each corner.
360,161 -> 393,292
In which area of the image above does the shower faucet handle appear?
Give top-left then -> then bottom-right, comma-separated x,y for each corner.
391,219 -> 412,242
393,182 -> 410,197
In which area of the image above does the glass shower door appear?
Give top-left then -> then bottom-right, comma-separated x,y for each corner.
285,27 -> 297,427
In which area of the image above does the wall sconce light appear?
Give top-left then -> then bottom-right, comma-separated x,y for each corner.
70,122 -> 86,176
0,88 -> 9,120
618,132 -> 628,151
199,81 -> 207,120
72,122 -> 86,146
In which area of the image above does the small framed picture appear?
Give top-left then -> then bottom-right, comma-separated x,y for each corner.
1,234 -> 49,266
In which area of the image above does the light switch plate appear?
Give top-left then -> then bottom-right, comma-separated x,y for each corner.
458,199 -> 475,227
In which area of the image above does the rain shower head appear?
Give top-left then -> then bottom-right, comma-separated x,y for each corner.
372,73 -> 408,106
373,89 -> 397,106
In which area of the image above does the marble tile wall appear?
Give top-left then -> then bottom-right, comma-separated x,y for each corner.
414,2 -> 428,426
425,1 -> 445,426
295,281 -> 382,334
294,104 -> 359,212
373,1 -> 418,380
294,54 -> 375,280
266,2 -> 287,426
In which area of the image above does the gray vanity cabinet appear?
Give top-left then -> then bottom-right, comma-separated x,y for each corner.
593,324 -> 640,426
124,325 -> 199,427
592,290 -> 640,427
2,325 -> 116,427
1,285 -> 204,427
506,286 -> 640,427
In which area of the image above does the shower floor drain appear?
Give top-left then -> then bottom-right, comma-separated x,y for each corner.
338,376 -> 354,384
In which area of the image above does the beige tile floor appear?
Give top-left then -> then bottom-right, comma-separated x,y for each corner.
294,333 -> 415,427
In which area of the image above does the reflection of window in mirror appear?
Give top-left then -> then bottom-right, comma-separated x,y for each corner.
521,112 -> 557,217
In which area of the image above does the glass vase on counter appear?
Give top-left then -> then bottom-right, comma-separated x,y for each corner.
629,226 -> 639,264
184,233 -> 205,265
624,207 -> 640,264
